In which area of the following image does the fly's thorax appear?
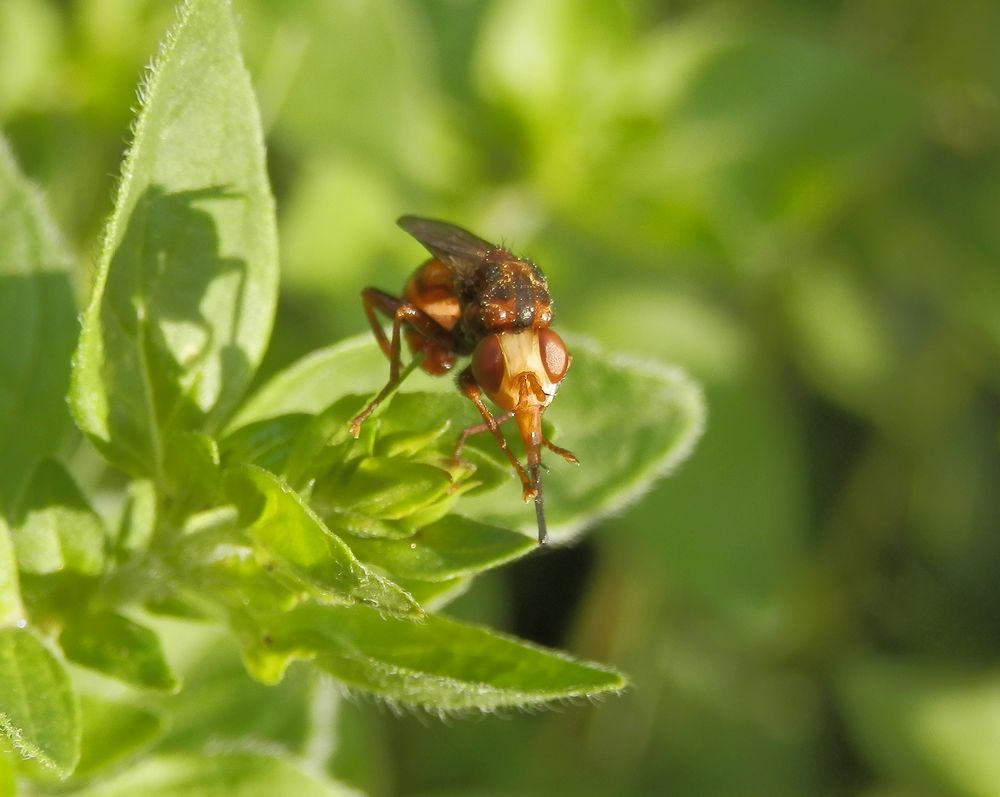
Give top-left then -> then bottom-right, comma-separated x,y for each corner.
463,257 -> 552,335
471,328 -> 571,412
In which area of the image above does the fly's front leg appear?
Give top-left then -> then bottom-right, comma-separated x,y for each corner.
453,411 -> 514,460
350,288 -> 454,437
543,437 -> 579,465
455,412 -> 579,466
457,368 -> 536,501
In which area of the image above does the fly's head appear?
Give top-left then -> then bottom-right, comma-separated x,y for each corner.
471,327 -> 571,471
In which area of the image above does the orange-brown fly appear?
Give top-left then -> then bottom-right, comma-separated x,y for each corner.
349,216 -> 578,544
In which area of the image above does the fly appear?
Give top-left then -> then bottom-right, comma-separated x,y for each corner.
349,215 -> 578,544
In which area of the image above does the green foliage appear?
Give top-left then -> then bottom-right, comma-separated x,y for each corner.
241,604 -> 625,709
3,0 -> 989,793
0,627 -> 79,777
69,0 -> 278,479
0,140 -> 77,515
0,0 -> 702,791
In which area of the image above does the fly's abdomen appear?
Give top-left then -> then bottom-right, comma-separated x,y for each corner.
404,259 -> 461,331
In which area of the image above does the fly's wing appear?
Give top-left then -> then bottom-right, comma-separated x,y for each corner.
397,215 -> 499,279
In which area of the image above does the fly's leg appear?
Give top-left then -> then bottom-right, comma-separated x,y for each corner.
543,438 -> 579,465
457,368 -> 536,501
350,288 -> 454,437
453,411 -> 514,459
455,410 -> 579,466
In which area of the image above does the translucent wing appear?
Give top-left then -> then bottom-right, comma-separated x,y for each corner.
397,215 -> 500,278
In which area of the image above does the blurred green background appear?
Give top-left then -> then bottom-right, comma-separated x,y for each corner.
3,0 -> 1000,795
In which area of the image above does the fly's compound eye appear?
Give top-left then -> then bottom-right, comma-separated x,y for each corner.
472,334 -> 505,396
538,328 -> 570,383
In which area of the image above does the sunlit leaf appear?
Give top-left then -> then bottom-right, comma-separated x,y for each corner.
311,457 -> 454,522
393,575 -> 470,611
70,0 -> 278,478
12,459 -> 105,576
227,466 -> 420,618
0,626 -> 79,777
0,743 -> 14,797
346,515 -> 534,581
231,335 -> 703,541
0,518 -> 23,627
229,335 -> 446,426
116,479 -> 157,557
241,603 -> 626,709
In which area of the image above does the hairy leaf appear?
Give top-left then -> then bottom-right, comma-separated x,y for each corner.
232,335 -> 704,541
241,603 -> 626,709
0,627 -> 79,776
70,0 -> 278,479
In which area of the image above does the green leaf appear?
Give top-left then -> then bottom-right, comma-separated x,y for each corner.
311,457 -> 454,522
12,459 -> 105,576
346,515 -> 535,582
163,432 -> 220,519
230,334 -> 445,427
240,334 -> 704,542
0,138 -> 78,513
0,626 -> 80,777
0,519 -> 23,627
70,0 -> 278,479
71,752 -> 350,797
219,413 -> 310,475
393,575 -> 470,611
59,612 -> 178,692
116,479 -> 156,557
151,627 -> 313,755
243,603 -> 627,709
227,466 -> 420,618
75,696 -> 164,779
277,396 -> 364,489
186,540 -> 299,616
0,743 -> 14,797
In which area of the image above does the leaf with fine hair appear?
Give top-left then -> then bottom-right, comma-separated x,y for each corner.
239,603 -> 626,709
231,334 -> 704,542
70,0 -> 278,480
0,627 -> 80,777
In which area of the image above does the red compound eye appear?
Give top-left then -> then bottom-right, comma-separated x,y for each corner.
472,334 -> 505,396
538,328 -> 570,383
